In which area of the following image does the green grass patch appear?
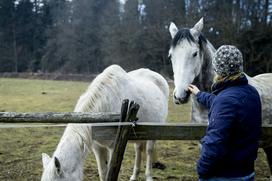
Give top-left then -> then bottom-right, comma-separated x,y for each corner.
0,78 -> 88,112
0,78 -> 269,181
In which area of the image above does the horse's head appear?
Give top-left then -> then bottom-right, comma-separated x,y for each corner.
168,18 -> 207,104
41,153 -> 83,181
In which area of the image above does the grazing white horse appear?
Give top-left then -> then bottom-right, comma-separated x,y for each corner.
168,18 -> 272,178
41,65 -> 169,181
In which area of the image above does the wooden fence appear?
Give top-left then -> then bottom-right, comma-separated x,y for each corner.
0,101 -> 272,181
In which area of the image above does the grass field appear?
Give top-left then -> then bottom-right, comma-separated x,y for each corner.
0,78 -> 270,181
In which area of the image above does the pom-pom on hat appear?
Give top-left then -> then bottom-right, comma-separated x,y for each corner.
212,45 -> 243,77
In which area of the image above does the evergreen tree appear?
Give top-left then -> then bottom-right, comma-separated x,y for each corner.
0,0 -> 16,72
15,0 -> 35,72
41,0 -> 72,72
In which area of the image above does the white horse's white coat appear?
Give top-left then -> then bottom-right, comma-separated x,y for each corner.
168,18 -> 272,177
41,65 -> 169,181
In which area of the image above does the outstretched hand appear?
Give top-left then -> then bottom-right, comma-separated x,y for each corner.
188,84 -> 200,95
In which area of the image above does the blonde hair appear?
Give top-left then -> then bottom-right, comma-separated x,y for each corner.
213,72 -> 243,83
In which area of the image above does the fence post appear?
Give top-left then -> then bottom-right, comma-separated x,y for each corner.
106,99 -> 139,181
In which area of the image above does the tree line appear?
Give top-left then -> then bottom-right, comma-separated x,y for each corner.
0,0 -> 271,76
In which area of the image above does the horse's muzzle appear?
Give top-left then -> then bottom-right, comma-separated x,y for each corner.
173,91 -> 190,104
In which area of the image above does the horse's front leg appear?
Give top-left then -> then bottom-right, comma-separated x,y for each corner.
92,143 -> 108,181
107,147 -> 114,171
130,142 -> 143,181
145,140 -> 155,181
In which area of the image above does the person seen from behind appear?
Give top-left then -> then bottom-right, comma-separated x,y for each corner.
188,45 -> 262,181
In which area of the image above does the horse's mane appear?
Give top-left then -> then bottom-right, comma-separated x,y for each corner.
171,28 -> 207,52
54,65 -> 128,158
74,64 -> 127,113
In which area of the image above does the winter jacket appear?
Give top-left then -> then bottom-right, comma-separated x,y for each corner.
196,75 -> 262,179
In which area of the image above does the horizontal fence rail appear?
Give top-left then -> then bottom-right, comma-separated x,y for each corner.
92,122 -> 207,140
1,112 -> 272,145
0,112 -> 120,123
92,122 -> 272,146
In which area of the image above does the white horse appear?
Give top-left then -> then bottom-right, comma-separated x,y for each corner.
168,18 -> 272,177
41,64 -> 169,181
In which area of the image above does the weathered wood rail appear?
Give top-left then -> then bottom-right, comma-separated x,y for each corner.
91,122 -> 272,144
1,111 -> 271,141
92,122 -> 207,140
0,112 -> 119,123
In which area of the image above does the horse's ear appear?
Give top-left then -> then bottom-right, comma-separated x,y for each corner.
42,153 -> 51,169
192,17 -> 204,32
169,22 -> 178,38
54,157 -> 62,176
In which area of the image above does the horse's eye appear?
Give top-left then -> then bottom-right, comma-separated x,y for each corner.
193,52 -> 198,57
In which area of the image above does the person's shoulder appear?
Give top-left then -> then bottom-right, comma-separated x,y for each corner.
246,84 -> 259,94
237,84 -> 260,99
213,93 -> 239,108
217,84 -> 260,106
220,84 -> 252,98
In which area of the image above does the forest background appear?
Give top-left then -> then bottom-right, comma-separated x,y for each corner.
0,0 -> 271,77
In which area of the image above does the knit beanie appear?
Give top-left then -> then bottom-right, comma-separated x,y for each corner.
212,45 -> 243,77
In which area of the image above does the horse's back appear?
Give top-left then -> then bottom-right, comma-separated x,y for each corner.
247,73 -> 272,124
253,73 -> 272,82
128,68 -> 169,99
128,68 -> 169,123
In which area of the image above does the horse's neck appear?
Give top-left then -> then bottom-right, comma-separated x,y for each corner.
197,40 -> 216,92
53,125 -> 89,171
191,41 -> 216,123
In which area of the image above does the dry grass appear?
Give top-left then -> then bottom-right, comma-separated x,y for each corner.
0,78 -> 269,181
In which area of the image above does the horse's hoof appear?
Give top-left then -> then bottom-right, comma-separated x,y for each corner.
146,176 -> 153,181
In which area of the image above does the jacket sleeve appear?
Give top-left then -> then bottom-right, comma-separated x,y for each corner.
197,96 -> 237,179
196,91 -> 216,109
